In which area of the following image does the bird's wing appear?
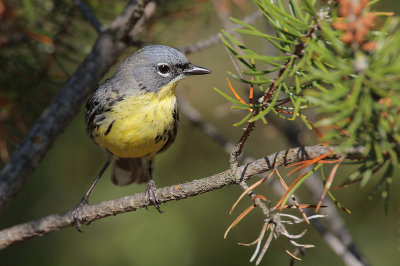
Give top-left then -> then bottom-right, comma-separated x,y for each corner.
85,79 -> 126,140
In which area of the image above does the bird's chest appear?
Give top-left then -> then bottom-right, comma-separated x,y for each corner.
94,92 -> 178,158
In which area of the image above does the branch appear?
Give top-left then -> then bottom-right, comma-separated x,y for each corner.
0,145 -> 361,250
0,0 -> 153,215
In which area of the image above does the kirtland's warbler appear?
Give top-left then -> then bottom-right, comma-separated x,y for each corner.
73,45 -> 210,225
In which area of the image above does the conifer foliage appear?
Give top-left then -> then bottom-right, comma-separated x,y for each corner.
218,0 -> 398,209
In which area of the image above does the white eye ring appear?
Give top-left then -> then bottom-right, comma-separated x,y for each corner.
157,63 -> 171,77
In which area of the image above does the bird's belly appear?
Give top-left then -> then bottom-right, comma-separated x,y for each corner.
93,93 -> 177,158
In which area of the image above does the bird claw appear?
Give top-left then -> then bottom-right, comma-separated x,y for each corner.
71,197 -> 89,232
144,180 -> 163,213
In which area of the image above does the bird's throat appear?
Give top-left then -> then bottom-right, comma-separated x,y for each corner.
156,79 -> 179,98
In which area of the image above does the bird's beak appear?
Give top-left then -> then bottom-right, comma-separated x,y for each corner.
184,64 -> 211,75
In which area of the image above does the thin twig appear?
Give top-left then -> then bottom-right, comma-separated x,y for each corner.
0,145 -> 360,250
239,181 -> 270,218
75,0 -> 103,33
230,120 -> 257,171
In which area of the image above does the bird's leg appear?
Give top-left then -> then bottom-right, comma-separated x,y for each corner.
72,156 -> 112,231
144,159 -> 163,213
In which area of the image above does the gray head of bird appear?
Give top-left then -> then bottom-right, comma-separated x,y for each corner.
114,45 -> 210,93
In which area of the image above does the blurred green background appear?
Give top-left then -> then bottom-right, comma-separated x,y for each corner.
0,0 -> 399,265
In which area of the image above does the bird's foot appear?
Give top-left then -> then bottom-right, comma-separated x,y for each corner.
144,180 -> 163,213
71,197 -> 89,232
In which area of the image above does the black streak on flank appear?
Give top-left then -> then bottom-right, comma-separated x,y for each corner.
105,121 -> 115,136
154,134 -> 163,144
172,108 -> 178,121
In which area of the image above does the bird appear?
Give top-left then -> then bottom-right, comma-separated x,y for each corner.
72,45 -> 210,227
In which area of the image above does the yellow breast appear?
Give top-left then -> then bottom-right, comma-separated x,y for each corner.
93,82 -> 178,158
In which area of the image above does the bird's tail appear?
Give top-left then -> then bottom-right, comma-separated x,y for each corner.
111,158 -> 150,186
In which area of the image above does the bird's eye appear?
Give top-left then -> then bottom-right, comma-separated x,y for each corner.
157,63 -> 171,76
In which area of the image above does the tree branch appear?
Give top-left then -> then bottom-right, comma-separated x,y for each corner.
0,0 -> 152,215
0,145 -> 362,250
